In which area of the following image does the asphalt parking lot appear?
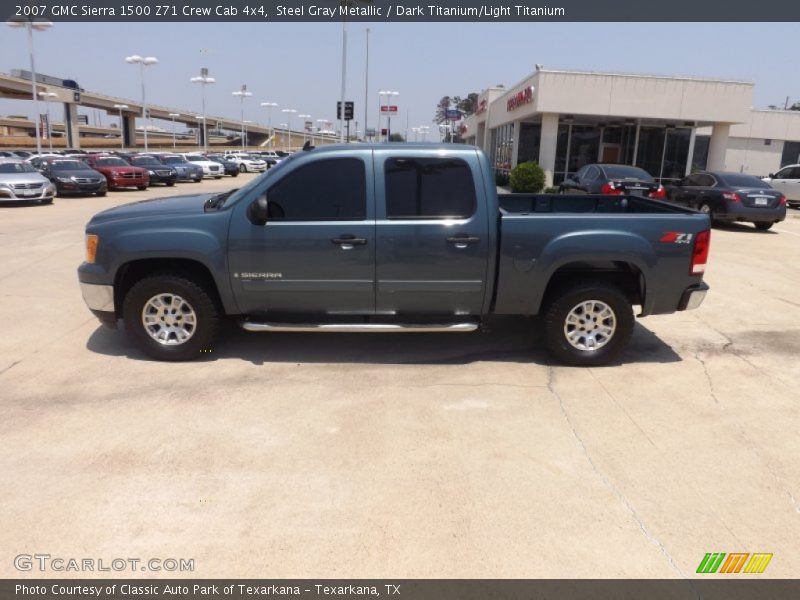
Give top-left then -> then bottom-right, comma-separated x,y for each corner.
1,178 -> 798,578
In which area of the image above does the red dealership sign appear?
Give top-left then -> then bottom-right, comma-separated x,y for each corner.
380,105 -> 398,114
507,86 -> 533,111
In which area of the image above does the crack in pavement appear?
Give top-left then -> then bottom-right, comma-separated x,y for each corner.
586,369 -> 658,448
547,366 -> 689,579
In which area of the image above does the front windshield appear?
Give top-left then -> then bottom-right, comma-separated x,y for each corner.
0,162 -> 37,174
95,157 -> 129,167
221,152 -> 301,209
185,156 -> 206,162
50,161 -> 86,170
131,157 -> 161,166
162,156 -> 186,164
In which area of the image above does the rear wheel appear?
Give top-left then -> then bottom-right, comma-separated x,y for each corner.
122,274 -> 221,361
754,222 -> 774,231
543,281 -> 634,366
698,201 -> 717,224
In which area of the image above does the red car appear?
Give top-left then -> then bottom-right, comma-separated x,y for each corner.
84,155 -> 149,191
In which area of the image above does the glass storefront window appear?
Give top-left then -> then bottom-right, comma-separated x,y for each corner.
554,124 -> 601,183
490,123 -> 514,173
692,135 -> 710,172
518,123 -> 541,164
780,141 -> 800,167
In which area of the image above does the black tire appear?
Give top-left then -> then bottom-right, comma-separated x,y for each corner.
754,222 -> 773,231
122,274 -> 220,361
698,201 -> 717,225
40,198 -> 53,205
96,191 -> 107,197
230,171 -> 239,178
166,182 -> 175,187
137,185 -> 148,191
239,164 -> 247,173
214,176 -> 222,179
543,281 -> 634,366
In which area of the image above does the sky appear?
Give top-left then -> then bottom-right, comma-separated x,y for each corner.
1,22 -> 799,138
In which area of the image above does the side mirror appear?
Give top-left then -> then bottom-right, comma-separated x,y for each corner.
767,173 -> 775,179
247,195 -> 269,225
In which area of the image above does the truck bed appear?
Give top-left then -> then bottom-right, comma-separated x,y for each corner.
498,193 -> 697,215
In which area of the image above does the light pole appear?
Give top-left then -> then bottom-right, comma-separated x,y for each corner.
168,113 -> 180,150
379,90 -> 399,141
364,28 -> 370,141
113,103 -> 128,150
298,114 -> 311,145
282,109 -> 296,150
243,120 -> 253,150
232,84 -> 253,152
194,116 -> 206,150
38,91 -> 57,151
7,17 -> 52,155
124,54 -> 158,152
191,68 -> 215,154
260,102 -> 278,148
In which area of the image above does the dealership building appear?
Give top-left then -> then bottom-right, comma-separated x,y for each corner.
461,67 -> 800,186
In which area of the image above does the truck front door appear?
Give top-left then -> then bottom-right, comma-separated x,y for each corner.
373,151 -> 490,316
227,152 -> 376,315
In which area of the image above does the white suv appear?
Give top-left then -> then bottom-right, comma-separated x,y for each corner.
763,164 -> 800,208
181,154 -> 223,179
223,153 -> 267,173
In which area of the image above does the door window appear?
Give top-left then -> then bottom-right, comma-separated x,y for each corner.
266,158 -> 366,221
384,157 -> 476,219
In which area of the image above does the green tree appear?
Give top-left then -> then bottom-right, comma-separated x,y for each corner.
510,161 -> 546,193
388,133 -> 405,142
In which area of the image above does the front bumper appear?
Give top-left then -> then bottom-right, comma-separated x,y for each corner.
79,282 -> 117,328
57,181 -> 107,194
109,176 -> 148,187
678,282 -> 709,311
0,187 -> 55,201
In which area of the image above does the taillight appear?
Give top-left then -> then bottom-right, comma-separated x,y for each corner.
721,192 -> 741,202
778,195 -> 787,206
649,185 -> 666,199
691,230 -> 711,275
601,182 -> 624,195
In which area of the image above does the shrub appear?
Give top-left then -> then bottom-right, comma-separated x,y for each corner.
543,186 -> 560,194
495,170 -> 510,187
510,161 -> 546,193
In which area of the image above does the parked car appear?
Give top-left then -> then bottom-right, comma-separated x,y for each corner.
668,171 -> 786,230
560,164 -> 667,198
181,153 -> 223,178
223,153 -> 267,173
84,155 -> 149,191
78,144 -> 710,365
762,164 -> 800,208
206,154 -> 239,177
0,158 -> 56,204
128,155 -> 177,186
253,150 -> 281,168
38,158 -> 107,196
154,154 -> 204,182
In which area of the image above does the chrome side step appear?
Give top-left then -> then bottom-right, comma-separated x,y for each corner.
240,321 -> 479,333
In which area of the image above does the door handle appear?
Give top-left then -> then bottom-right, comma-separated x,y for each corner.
332,235 -> 367,248
447,235 -> 481,248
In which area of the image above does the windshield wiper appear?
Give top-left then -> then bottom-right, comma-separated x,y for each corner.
203,189 -> 238,212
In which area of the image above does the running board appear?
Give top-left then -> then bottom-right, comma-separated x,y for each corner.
239,321 -> 479,333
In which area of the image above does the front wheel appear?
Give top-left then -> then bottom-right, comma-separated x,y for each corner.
122,274 -> 221,361
239,164 -> 247,173
754,222 -> 773,231
543,281 -> 634,366
137,185 -> 148,191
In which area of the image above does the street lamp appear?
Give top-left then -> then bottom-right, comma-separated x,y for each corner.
282,108 -> 296,150
232,84 -> 253,151
124,54 -> 158,152
38,91 -> 57,151
7,17 -> 53,155
168,113 -> 180,150
243,120 -> 253,150
191,68 -> 215,153
260,102 -> 278,148
194,115 -> 206,150
378,90 -> 399,141
113,103 -> 129,150
298,114 -> 311,144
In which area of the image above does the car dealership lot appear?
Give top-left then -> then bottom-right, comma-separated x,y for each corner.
0,181 -> 798,578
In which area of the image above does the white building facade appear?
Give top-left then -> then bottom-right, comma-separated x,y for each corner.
461,67 -> 800,187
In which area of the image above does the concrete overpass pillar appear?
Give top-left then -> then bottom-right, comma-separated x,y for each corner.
122,115 -> 137,148
539,112 -> 559,187
63,103 -> 80,149
707,123 -> 730,171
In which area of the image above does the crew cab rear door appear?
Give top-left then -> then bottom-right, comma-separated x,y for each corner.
227,149 -> 376,315
373,149 -> 490,316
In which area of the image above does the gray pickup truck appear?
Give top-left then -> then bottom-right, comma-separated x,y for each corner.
78,144 -> 710,365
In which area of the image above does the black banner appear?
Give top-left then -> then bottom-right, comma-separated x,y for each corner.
3,580 -> 800,600
5,0 -> 800,22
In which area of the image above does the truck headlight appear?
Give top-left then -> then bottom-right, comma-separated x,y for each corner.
85,234 -> 99,264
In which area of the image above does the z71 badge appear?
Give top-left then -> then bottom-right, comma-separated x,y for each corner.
659,232 -> 693,244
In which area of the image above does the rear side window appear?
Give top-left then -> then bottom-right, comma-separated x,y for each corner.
385,157 -> 476,219
267,157 -> 366,221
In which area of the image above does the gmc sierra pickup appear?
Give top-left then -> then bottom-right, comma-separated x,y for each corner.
78,144 -> 710,365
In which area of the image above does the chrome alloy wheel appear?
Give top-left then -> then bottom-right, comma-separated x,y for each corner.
141,293 -> 197,345
563,300 -> 617,351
